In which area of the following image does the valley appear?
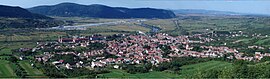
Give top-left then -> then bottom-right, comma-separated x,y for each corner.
1,1 -> 270,78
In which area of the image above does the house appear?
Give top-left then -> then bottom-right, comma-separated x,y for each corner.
19,56 -> 25,60
52,61 -> 61,65
255,52 -> 263,60
90,36 -> 106,40
113,65 -> 119,69
91,62 -> 105,68
65,63 -> 72,69
19,48 -> 31,52
58,37 -> 89,43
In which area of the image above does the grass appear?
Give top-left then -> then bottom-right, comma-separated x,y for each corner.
98,69 -> 180,78
0,60 -> 16,78
19,61 -> 45,77
179,61 -> 233,77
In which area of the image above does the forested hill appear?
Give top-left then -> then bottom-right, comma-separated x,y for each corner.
28,3 -> 176,19
0,5 -> 50,19
0,5 -> 65,28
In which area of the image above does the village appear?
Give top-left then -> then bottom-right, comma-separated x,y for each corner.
18,31 -> 270,70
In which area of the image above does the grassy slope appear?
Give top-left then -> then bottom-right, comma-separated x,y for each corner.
0,60 -> 16,78
179,61 -> 233,77
99,61 -> 232,78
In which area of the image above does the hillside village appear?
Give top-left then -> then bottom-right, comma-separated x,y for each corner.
17,31 -> 270,70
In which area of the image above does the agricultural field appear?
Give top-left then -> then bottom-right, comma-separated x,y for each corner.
3,16 -> 269,41
53,16 -> 132,25
142,16 -> 270,36
18,61 -> 45,77
0,60 -> 16,78
0,31 -> 66,42
144,19 -> 177,32
0,42 -> 36,55
89,25 -> 150,32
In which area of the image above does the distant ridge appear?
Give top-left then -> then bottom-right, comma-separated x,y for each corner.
0,5 -> 50,19
28,3 -> 176,19
173,9 -> 245,16
173,9 -> 270,17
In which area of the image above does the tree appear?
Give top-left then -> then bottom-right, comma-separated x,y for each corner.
218,67 -> 233,78
232,63 -> 248,78
191,46 -> 203,52
261,57 -> 270,62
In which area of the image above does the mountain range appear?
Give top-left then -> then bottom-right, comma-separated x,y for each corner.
28,3 -> 176,19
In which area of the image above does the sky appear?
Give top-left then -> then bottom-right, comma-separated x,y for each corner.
0,0 -> 270,15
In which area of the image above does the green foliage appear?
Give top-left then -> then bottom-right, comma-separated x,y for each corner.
261,57 -> 270,62
154,57 -> 211,72
40,63 -> 66,78
62,68 -> 109,77
191,46 -> 204,52
158,45 -> 173,57
87,42 -> 107,50
121,64 -> 152,74
104,52 -> 118,58
50,54 -> 79,64
74,47 -> 88,53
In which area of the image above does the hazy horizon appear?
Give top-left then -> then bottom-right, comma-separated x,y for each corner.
1,0 -> 270,15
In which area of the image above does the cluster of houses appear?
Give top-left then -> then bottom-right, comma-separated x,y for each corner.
28,32 -> 270,70
58,35 -> 106,43
169,46 -> 238,58
233,52 -> 270,61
